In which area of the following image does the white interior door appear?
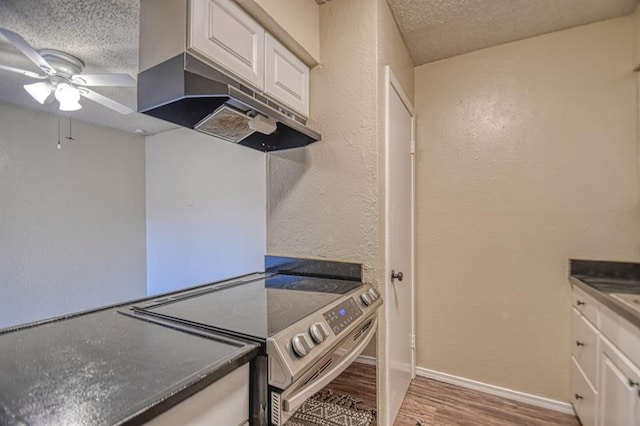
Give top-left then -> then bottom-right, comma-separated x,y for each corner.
384,66 -> 415,425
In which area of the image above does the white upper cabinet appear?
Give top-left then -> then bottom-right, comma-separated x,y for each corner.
189,0 -> 265,90
140,0 -> 312,117
265,34 -> 309,117
187,0 -> 310,117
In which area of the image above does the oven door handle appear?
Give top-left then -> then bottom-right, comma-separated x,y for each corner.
283,316 -> 377,413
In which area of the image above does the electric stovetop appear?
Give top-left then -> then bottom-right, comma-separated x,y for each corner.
130,273 -> 362,341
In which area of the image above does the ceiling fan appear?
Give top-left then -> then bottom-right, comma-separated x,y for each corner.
0,28 -> 135,114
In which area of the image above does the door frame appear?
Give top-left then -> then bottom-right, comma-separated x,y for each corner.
383,65 -> 416,424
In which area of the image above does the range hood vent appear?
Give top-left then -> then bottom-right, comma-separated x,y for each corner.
137,54 -> 321,152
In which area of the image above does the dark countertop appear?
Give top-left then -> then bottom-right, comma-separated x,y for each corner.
0,306 -> 259,426
570,259 -> 640,329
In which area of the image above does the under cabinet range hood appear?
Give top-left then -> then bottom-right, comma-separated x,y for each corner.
137,54 -> 321,152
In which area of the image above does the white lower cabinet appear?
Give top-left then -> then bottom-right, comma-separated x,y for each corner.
571,286 -> 640,426
570,357 -> 597,426
572,307 -> 599,386
146,363 -> 249,426
600,336 -> 640,426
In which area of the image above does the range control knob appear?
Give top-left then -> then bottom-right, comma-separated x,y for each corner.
291,333 -> 312,358
369,287 -> 381,299
367,289 -> 378,300
309,323 -> 329,343
361,292 -> 374,306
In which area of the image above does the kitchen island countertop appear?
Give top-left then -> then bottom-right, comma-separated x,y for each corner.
0,304 -> 259,425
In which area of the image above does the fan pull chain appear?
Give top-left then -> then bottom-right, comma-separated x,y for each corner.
57,116 -> 61,149
66,116 -> 75,141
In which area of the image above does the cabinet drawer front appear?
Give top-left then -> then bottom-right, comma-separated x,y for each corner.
573,286 -> 600,327
572,308 -> 599,389
265,34 -> 309,117
189,0 -> 265,90
570,357 -> 597,426
147,363 -> 249,426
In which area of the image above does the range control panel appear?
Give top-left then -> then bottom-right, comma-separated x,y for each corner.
323,297 -> 363,336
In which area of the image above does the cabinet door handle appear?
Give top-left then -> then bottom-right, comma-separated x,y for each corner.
628,379 -> 640,388
574,393 -> 583,400
575,341 -> 585,347
576,300 -> 586,306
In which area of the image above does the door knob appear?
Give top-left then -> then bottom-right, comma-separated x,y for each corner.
391,270 -> 404,283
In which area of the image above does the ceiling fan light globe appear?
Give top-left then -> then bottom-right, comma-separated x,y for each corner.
58,101 -> 82,111
54,83 -> 80,104
24,82 -> 52,104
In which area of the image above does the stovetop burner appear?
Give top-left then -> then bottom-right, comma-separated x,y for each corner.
132,274 -> 362,341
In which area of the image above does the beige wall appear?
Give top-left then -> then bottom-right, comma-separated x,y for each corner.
414,15 -> 640,402
253,0 -> 320,62
634,5 -> 640,195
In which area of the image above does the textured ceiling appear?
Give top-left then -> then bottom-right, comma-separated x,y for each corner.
0,0 -> 175,135
387,0 -> 639,65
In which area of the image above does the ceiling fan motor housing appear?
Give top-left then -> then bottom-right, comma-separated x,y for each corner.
38,49 -> 85,78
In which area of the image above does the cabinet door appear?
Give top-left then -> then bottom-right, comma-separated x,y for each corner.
264,33 -> 309,117
189,0 -> 265,90
600,338 -> 640,426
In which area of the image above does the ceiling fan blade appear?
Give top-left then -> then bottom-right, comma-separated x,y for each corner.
78,88 -> 133,115
71,73 -> 136,87
0,28 -> 55,74
0,64 -> 47,79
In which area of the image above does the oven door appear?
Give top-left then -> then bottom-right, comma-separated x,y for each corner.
270,314 -> 377,426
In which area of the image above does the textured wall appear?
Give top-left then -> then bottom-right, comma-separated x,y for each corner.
145,128 -> 266,295
414,16 -> 640,401
0,103 -> 147,329
266,0 -> 379,282
265,3 -> 414,422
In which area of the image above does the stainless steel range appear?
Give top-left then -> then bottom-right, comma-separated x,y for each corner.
121,265 -> 382,425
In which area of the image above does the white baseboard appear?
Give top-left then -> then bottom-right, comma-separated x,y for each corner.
355,355 -> 377,366
353,357 -> 573,415
415,366 -> 575,415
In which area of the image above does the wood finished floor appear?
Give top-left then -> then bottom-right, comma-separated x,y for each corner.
325,363 -> 581,426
